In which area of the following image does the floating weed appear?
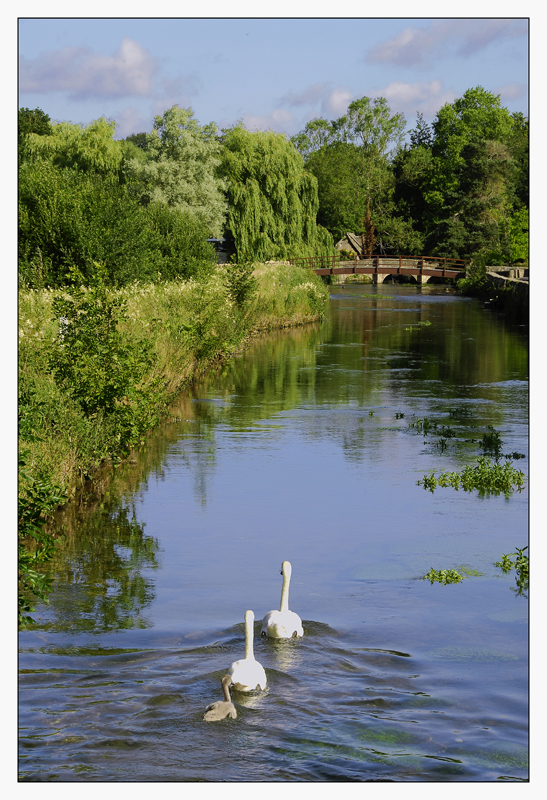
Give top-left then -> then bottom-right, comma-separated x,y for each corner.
423,568 -> 464,585
368,410 -> 374,417
409,417 -> 437,435
395,412 -> 405,419
455,566 -> 484,577
438,425 -> 457,439
417,457 -> 526,496
480,425 -> 503,457
495,553 -> 514,572
494,546 -> 528,596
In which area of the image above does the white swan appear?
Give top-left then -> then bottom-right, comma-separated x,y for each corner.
261,560 -> 304,639
228,610 -> 267,692
203,675 -> 237,722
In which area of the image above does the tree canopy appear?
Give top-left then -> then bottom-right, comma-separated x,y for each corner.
19,88 -> 528,286
123,105 -> 227,238
293,88 -> 527,262
23,117 -> 124,175
220,124 -> 334,261
293,96 -> 413,252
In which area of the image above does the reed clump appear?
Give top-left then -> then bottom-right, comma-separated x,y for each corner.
417,456 -> 526,496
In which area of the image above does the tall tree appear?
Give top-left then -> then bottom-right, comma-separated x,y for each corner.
425,87 -> 524,259
24,117 -> 124,175
293,96 -> 410,251
19,107 -> 52,161
219,124 -> 334,261
123,106 -> 227,238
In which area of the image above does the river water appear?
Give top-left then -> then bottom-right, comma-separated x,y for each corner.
19,284 -> 529,782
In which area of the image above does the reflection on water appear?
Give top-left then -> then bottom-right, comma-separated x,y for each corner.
38,504 -> 160,633
19,285 -> 528,781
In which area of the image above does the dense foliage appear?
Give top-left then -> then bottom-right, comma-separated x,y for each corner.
123,106 -> 227,238
219,124 -> 334,261
19,112 -> 216,288
19,89 -> 528,283
292,88 -> 528,263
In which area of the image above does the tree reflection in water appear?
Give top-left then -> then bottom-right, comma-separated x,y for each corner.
41,504 -> 160,632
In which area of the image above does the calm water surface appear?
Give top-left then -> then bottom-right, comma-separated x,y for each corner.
19,284 -> 529,782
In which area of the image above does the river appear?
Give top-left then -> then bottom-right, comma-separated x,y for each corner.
19,283 -> 529,782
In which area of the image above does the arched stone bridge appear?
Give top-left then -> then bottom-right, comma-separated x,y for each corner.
288,254 -> 468,284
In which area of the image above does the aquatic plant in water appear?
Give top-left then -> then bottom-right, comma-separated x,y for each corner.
417,457 -> 525,496
495,546 -> 528,596
409,417 -> 437,435
423,568 -> 464,585
480,425 -> 503,457
423,565 -> 483,585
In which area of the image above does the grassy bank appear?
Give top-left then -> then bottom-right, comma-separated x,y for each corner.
18,262 -> 328,623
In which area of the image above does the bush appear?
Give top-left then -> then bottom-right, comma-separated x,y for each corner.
18,161 -> 215,288
49,266 -> 163,449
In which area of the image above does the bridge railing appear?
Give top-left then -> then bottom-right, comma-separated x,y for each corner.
288,254 -> 468,272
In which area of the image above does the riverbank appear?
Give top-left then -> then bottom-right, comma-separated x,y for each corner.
20,262 -> 328,496
18,262 -> 328,622
456,269 -> 529,321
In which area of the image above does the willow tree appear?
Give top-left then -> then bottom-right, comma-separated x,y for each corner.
23,117 -> 124,174
219,124 -> 334,261
123,106 -> 227,238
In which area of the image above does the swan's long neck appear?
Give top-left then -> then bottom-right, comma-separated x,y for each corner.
280,564 -> 291,612
222,676 -> 231,702
244,611 -> 254,660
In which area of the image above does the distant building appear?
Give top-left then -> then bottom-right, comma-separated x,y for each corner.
335,232 -> 367,256
207,238 -> 228,263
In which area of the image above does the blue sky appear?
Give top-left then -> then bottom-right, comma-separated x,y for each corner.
18,16 -> 529,140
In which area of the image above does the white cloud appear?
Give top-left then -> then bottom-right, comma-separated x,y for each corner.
377,80 -> 455,117
322,88 -> 353,117
114,107 -> 151,139
366,19 -> 528,68
19,37 -> 158,100
280,82 -> 353,119
241,108 -> 295,134
498,83 -> 528,102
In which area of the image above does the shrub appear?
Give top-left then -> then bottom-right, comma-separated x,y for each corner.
18,161 -> 215,288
